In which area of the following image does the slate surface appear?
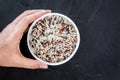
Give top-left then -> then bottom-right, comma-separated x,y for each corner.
0,0 -> 120,80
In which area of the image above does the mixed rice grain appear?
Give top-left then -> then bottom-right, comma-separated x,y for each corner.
29,15 -> 78,63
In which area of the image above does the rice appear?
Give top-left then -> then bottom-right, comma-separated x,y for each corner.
28,15 -> 78,63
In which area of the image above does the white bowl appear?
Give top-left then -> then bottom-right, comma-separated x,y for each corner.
27,13 -> 80,66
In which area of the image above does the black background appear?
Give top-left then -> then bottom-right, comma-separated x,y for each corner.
0,0 -> 120,80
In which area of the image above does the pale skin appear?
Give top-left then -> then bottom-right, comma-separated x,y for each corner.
0,9 -> 51,69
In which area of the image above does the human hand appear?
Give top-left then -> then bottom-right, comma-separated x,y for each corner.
0,10 -> 51,69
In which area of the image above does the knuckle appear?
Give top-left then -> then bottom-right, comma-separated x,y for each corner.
29,65 -> 39,69
24,10 -> 31,14
22,16 -> 29,23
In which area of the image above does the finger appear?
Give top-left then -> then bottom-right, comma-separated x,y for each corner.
11,9 -> 44,25
15,56 -> 48,69
15,10 -> 51,36
1,10 -> 51,36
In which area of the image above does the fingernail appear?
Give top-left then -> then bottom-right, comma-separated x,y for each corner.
38,10 -> 46,12
40,65 -> 48,69
44,65 -> 48,69
46,10 -> 52,13
37,10 -> 51,13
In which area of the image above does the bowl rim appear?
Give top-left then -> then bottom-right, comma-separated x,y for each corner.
27,13 -> 80,66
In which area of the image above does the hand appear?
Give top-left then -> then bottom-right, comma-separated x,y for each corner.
0,9 -> 51,69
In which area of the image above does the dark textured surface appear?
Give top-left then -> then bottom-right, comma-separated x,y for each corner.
0,0 -> 120,80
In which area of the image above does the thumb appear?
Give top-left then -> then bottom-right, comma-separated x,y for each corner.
15,56 -> 48,69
